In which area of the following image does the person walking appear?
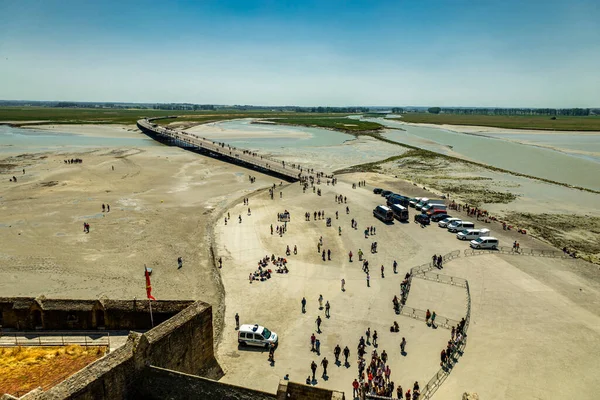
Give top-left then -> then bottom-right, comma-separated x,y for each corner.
381,265 -> 385,278
235,313 -> 239,330
316,315 -> 322,333
325,301 -> 331,318
322,250 -> 326,261
343,346 -> 350,364
425,309 -> 431,325
431,311 -> 437,327
358,249 -> 363,261
294,245 -> 297,255
321,357 -> 329,377
327,249 -> 331,260
318,294 -> 324,309
366,327 -> 371,343
352,378 -> 360,398
372,330 -> 378,347
334,344 -> 341,363
366,274 -> 370,287
311,333 -> 316,351
310,361 -> 317,381
341,278 -> 346,291
400,337 -> 406,354
302,297 -> 307,313
315,338 -> 321,354
393,260 -> 398,274
349,251 -> 353,262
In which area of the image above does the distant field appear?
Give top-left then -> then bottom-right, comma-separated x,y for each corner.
262,117 -> 384,132
392,113 -> 600,131
0,107 -> 356,126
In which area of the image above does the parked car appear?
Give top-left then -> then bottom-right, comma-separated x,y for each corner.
238,324 -> 278,348
447,221 -> 475,233
373,188 -> 383,194
457,228 -> 490,240
381,190 -> 393,197
415,198 -> 430,210
414,213 -> 430,225
422,204 -> 447,214
409,198 -> 421,208
438,217 -> 461,228
470,236 -> 499,250
374,205 -> 394,222
426,208 -> 448,217
431,213 -> 451,222
387,194 -> 411,207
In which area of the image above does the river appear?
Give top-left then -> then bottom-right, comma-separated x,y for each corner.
369,118 -> 600,191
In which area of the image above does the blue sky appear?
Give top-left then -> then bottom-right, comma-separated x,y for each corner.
0,0 -> 598,107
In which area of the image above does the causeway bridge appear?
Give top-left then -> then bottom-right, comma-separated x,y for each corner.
137,118 -> 322,182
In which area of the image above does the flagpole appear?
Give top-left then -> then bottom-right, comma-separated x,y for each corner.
149,298 -> 154,327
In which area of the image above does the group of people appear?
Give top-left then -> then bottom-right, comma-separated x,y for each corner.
393,273 -> 411,314
370,242 -> 378,254
271,223 -> 287,236
64,158 -> 83,164
249,255 -> 288,282
335,194 -> 347,204
350,327 -> 419,399
277,210 -> 290,221
101,203 -> 111,213
286,245 -> 298,256
440,318 -> 467,372
432,254 -> 443,269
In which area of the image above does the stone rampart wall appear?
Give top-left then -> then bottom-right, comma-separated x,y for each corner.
133,366 -> 276,399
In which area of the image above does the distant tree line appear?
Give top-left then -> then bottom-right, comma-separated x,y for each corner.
151,104 -> 215,111
391,108 -> 404,113
426,107 -> 595,116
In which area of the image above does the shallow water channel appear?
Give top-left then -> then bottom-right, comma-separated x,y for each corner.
372,118 -> 600,191
0,125 -> 158,153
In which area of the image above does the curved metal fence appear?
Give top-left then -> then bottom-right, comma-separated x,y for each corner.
464,246 -> 570,258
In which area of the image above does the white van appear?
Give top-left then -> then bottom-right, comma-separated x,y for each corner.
447,221 -> 475,233
238,324 -> 278,348
438,217 -> 461,228
470,236 -> 499,249
457,228 -> 490,240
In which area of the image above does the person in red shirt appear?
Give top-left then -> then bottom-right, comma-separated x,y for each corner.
352,379 -> 359,398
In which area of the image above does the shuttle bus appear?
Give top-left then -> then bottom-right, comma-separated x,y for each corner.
390,204 -> 409,222
373,205 -> 394,222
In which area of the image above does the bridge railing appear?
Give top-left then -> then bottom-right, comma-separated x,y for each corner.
138,119 -> 319,180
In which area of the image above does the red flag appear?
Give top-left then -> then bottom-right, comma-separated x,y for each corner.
145,265 -> 156,300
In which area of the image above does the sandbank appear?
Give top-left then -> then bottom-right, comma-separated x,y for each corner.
21,124 -> 143,139
184,119 -> 312,140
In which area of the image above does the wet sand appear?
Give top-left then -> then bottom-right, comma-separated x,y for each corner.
0,129 -> 279,342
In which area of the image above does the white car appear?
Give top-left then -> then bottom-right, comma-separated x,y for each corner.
438,217 -> 461,228
238,324 -> 278,348
457,228 -> 490,240
470,236 -> 499,250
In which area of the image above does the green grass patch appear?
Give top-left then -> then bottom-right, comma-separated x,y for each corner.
0,107 -> 357,126
261,117 -> 384,133
389,113 -> 600,131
